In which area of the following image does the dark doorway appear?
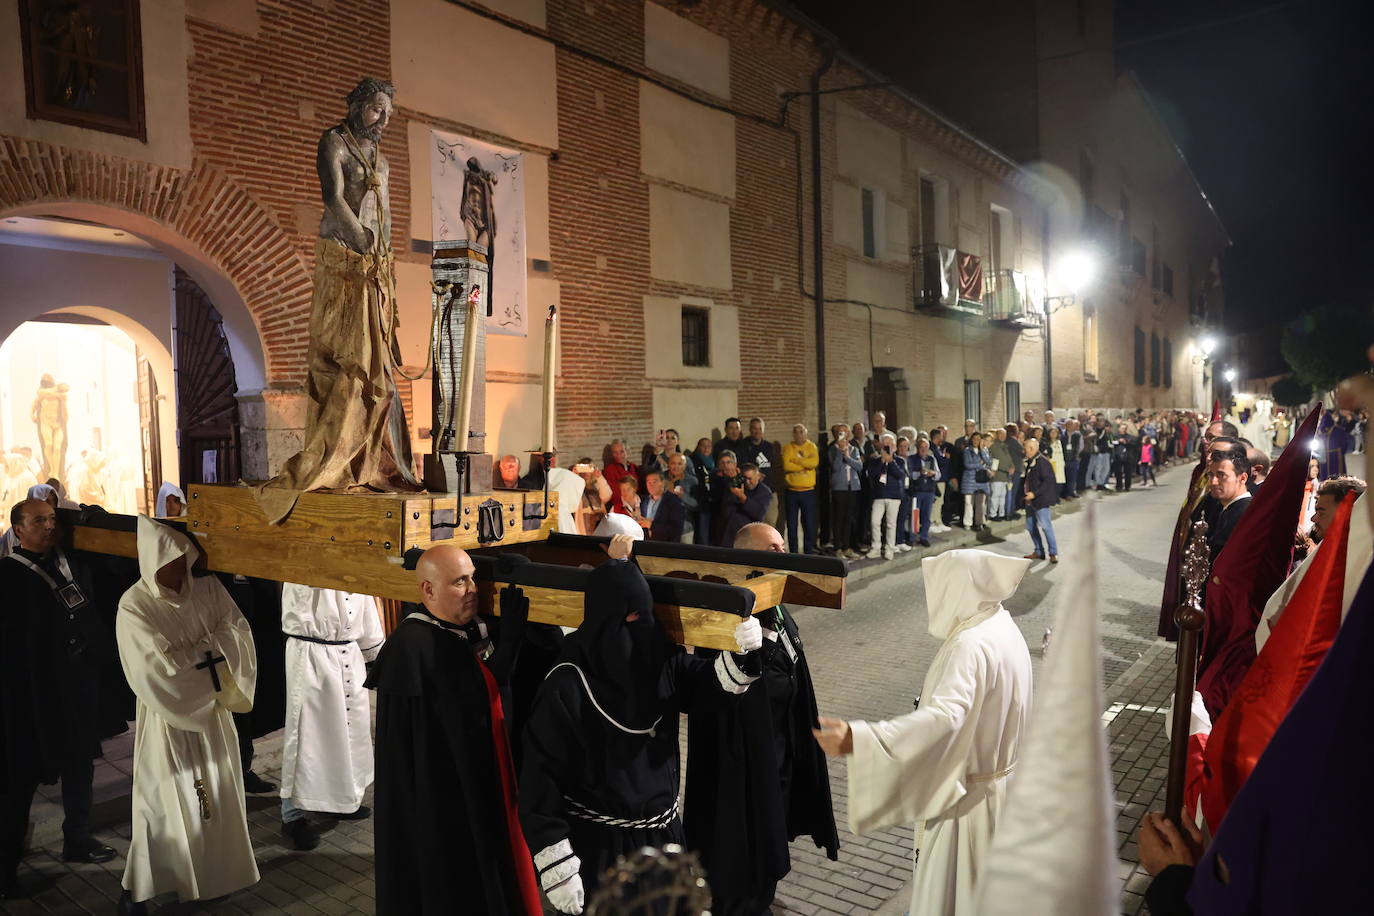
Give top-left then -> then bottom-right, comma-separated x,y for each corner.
864,368 -> 899,430
174,267 -> 242,486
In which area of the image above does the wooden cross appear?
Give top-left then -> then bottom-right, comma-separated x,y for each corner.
62,484 -> 847,651
196,649 -> 228,692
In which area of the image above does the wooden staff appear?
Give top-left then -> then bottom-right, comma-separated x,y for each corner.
1165,518 -> 1210,824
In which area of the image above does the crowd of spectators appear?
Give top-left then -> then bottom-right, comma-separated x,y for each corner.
488,407 -> 1225,563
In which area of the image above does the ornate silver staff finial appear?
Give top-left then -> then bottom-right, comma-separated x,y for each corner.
586,844 -> 713,916
1181,518 -> 1211,611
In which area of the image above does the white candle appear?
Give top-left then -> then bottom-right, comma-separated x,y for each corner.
541,305 -> 558,453
455,286 -> 481,452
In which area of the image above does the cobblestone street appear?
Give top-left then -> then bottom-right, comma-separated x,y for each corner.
7,466 -> 1190,916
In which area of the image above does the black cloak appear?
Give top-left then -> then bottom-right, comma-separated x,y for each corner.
364,607 -> 541,916
686,603 -> 839,911
218,574 -> 287,742
520,559 -> 761,899
0,549 -> 118,785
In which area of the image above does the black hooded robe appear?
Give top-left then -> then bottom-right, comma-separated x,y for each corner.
519,558 -> 761,900
218,574 -> 287,767
686,603 -> 839,915
364,609 -> 542,916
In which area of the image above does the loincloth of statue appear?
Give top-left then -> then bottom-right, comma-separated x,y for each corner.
255,238 -> 423,524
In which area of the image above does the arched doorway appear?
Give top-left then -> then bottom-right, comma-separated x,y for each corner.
0,317 -> 149,513
0,216 -> 258,509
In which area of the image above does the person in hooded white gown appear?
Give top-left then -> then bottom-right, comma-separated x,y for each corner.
278,584 -> 384,822
815,549 -> 1033,916
116,516 -> 259,909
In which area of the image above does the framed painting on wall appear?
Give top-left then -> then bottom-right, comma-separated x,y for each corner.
19,0 -> 147,140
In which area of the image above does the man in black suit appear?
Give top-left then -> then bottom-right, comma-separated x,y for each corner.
631,468 -> 685,542
1206,449 -> 1252,561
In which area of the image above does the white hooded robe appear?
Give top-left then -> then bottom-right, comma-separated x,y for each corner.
846,549 -> 1033,916
117,516 -> 260,903
279,584 -> 384,813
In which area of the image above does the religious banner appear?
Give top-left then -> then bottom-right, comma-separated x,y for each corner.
430,130 -> 528,337
957,251 -> 984,302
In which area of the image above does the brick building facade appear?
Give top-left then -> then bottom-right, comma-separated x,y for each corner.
0,0 -> 1225,488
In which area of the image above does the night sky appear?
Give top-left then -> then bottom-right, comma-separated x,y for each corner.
790,0 -> 1373,369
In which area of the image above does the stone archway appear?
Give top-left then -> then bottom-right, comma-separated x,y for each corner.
0,137 -> 319,477
0,136 -> 313,390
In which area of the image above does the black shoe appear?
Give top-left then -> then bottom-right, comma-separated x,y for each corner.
243,770 -> 278,794
334,805 -> 371,821
62,837 -> 117,864
119,890 -> 149,916
282,817 -> 321,851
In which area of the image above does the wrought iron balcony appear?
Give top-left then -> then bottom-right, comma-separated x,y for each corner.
912,243 -> 986,316
985,269 -> 1044,328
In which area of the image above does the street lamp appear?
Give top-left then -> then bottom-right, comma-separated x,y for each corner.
1055,249 -> 1097,296
1199,335 -> 1217,359
1041,247 -> 1098,413
1223,367 -> 1237,383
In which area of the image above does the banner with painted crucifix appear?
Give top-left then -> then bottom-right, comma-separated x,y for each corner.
430,129 -> 528,337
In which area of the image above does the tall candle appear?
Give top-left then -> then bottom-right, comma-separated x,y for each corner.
454,286 -> 481,452
541,305 -> 558,453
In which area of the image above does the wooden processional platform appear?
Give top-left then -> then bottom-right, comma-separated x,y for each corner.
66,484 -> 847,651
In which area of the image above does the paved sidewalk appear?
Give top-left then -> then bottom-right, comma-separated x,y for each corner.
8,469 -> 1188,915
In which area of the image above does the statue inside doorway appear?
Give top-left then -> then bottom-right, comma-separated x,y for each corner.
255,77 -> 422,524
31,373 -> 69,481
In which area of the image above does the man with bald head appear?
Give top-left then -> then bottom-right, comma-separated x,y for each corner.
1,498 -> 117,899
684,522 -> 838,913
365,544 -> 542,915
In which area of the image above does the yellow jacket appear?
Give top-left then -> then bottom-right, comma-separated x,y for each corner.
782,440 -> 819,490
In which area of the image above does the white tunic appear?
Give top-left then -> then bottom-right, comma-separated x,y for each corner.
117,517 -> 259,903
548,466 -> 586,534
279,584 -> 385,813
847,549 -> 1032,916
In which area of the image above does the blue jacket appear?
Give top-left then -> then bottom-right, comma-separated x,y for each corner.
908,453 -> 941,494
961,447 -> 993,494
829,443 -> 863,492
865,456 -> 908,500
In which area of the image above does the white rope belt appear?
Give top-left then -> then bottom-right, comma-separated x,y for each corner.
566,796 -> 680,830
965,763 -> 1016,784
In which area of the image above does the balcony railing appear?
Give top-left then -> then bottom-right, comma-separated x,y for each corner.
913,243 -> 985,315
985,269 -> 1043,327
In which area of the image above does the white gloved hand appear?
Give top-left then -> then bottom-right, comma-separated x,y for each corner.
734,616 -> 763,653
548,874 -> 585,915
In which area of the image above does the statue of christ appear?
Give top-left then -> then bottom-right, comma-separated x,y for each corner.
256,77 -> 423,524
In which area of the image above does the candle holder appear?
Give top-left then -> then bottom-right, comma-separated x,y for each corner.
525,450 -> 555,520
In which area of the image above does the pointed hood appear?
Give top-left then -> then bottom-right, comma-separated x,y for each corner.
136,514 -> 196,606
1211,399 -> 1222,423
559,558 -> 672,729
1197,403 -> 1320,718
923,549 -> 1031,641
155,482 -> 185,517
26,483 -> 57,503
